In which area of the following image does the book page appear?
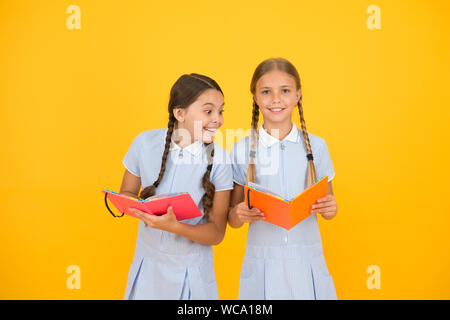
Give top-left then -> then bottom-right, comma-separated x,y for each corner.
247,182 -> 285,200
144,192 -> 185,202
291,176 -> 328,201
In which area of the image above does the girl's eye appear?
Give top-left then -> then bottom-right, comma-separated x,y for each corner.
282,89 -> 290,93
262,90 -> 270,95
219,110 -> 224,115
205,110 -> 212,114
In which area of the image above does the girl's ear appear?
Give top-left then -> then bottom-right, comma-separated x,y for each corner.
296,89 -> 302,104
253,95 -> 259,106
173,107 -> 185,123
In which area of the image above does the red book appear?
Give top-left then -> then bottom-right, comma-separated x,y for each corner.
102,189 -> 202,221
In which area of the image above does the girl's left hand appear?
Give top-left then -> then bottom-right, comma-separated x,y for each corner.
311,195 -> 338,220
128,206 -> 179,232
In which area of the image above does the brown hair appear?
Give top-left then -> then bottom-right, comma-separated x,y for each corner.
139,73 -> 222,217
247,57 -> 317,187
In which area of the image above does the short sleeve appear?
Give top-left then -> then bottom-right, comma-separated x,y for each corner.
122,133 -> 143,177
315,139 -> 335,182
210,148 -> 233,192
230,141 -> 248,186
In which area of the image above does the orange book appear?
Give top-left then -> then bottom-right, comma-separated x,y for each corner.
244,176 -> 328,230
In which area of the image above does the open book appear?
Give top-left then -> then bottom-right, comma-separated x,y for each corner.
102,189 -> 202,221
244,176 -> 328,230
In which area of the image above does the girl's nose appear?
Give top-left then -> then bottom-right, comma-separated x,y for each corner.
272,92 -> 281,103
210,112 -> 220,123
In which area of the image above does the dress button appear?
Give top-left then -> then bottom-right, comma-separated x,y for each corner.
284,235 -> 288,243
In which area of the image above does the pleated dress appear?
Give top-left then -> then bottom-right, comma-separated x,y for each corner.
122,128 -> 233,300
230,123 -> 337,300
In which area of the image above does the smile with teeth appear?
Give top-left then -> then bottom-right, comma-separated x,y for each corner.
204,128 -> 218,132
268,107 -> 285,112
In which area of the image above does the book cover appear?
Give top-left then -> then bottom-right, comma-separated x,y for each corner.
244,176 -> 329,230
102,189 -> 203,221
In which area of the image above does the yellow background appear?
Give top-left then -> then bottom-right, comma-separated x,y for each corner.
1,0 -> 449,299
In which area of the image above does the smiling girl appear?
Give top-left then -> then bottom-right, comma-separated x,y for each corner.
228,58 -> 338,299
120,73 -> 233,300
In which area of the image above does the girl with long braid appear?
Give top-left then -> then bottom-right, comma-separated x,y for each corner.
119,74 -> 232,299
229,58 -> 338,299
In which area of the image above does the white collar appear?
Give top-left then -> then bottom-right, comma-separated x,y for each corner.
169,139 -> 203,155
258,122 -> 299,147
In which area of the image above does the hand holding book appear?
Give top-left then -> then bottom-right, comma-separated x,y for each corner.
129,205 -> 179,232
311,194 -> 337,220
230,202 -> 266,225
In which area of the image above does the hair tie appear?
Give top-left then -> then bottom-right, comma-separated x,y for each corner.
307,153 -> 314,161
207,164 -> 213,171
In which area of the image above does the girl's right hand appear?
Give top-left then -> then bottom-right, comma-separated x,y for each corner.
230,202 -> 265,224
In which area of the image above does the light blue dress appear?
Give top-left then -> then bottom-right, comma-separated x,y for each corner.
230,123 -> 337,300
122,128 -> 233,300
